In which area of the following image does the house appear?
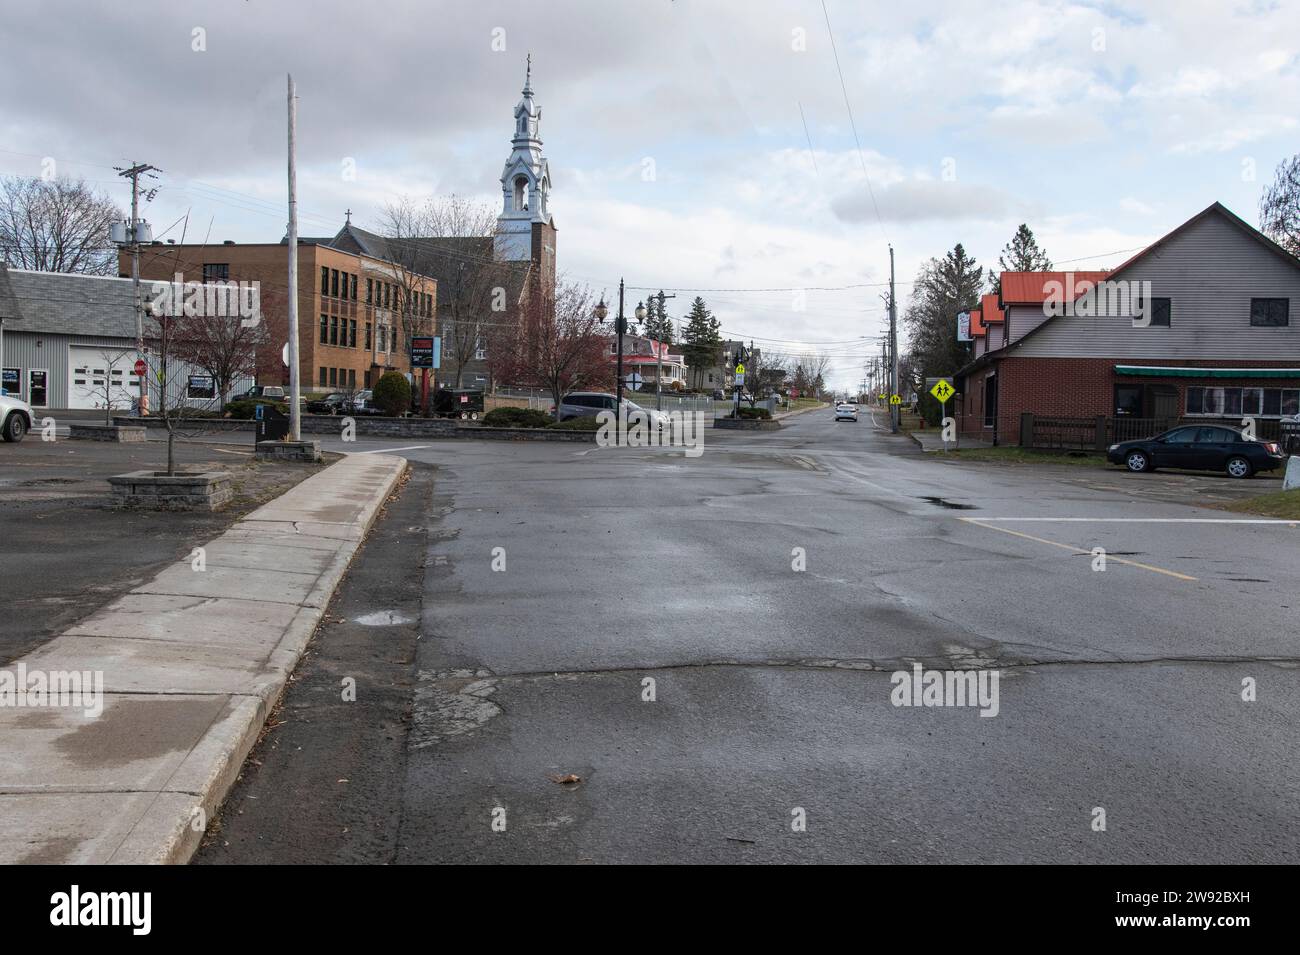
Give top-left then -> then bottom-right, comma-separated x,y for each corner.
956,202 -> 1300,443
610,334 -> 687,392
695,340 -> 761,393
130,239 -> 435,394
0,264 -> 252,411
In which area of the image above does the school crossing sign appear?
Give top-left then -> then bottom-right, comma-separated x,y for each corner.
930,379 -> 955,404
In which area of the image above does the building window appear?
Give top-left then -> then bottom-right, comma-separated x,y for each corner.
1250,298 -> 1289,326
1189,386 -> 1299,417
366,323 -> 372,350
349,319 -> 357,348
329,367 -> 337,387
366,278 -> 373,304
202,263 -> 230,283
320,314 -> 328,344
320,367 -> 327,387
378,325 -> 387,353
330,315 -> 339,345
331,269 -> 339,298
475,338 -> 487,361
321,267 -> 329,296
384,283 -> 391,309
350,274 -> 358,301
1140,296 -> 1171,327
348,369 -> 356,390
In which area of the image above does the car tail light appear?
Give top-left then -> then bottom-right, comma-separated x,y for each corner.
1265,442 -> 1281,454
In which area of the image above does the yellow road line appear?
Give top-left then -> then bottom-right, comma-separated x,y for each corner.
960,518 -> 1198,581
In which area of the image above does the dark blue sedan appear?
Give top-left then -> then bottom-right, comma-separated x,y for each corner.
1107,425 -> 1286,478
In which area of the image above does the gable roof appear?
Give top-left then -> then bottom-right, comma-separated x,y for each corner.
1106,200 -> 1300,277
0,266 -> 137,338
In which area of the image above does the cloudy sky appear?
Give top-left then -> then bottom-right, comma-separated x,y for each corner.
2,0 -> 1297,388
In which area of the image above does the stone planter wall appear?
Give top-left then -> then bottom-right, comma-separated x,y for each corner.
712,417 -> 782,431
107,470 -> 233,511
255,440 -> 322,462
70,424 -> 147,442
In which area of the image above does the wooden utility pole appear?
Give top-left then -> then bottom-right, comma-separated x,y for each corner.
287,74 -> 301,441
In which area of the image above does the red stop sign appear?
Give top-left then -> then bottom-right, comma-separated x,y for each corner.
134,359 -> 147,376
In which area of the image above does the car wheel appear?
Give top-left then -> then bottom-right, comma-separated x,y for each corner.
460,412 -> 468,420
1124,450 -> 1150,473
2,412 -> 27,443
1226,455 -> 1253,479
470,412 -> 479,420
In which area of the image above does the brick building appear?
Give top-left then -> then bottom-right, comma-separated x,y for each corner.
126,239 -> 436,395
956,202 -> 1300,444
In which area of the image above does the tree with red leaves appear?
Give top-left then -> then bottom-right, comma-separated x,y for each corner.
488,279 -> 612,414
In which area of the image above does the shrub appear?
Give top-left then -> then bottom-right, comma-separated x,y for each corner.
548,415 -> 602,431
736,406 -> 771,420
483,407 -> 554,429
372,372 -> 411,417
224,398 -> 286,419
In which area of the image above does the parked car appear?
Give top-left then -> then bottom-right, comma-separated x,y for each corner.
557,392 -> 669,430
1107,425 -> 1286,478
307,392 -> 351,415
1,393 -> 34,442
238,385 -> 287,401
349,389 -> 387,416
834,402 -> 859,422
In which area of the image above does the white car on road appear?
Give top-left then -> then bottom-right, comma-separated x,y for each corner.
1,393 -> 34,442
834,402 -> 859,422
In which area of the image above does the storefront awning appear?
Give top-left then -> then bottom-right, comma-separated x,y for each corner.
1114,365 -> 1300,379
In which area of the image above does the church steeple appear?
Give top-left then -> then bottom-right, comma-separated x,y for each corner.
496,55 -> 552,262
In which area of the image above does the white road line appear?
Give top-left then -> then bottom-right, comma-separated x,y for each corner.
355,445 -> 432,454
966,517 -> 1298,525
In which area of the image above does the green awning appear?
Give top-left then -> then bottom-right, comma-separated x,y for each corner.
1114,365 -> 1300,379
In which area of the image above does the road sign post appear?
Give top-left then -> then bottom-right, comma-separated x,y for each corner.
928,378 -> 956,451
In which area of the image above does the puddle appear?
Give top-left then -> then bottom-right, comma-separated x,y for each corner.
919,495 -> 977,510
353,610 -> 415,626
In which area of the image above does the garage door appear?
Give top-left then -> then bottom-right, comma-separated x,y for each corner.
68,346 -> 141,411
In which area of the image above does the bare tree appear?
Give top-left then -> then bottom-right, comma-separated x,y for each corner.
796,351 -> 832,398
171,296 -> 268,409
1260,154 -> 1300,257
378,195 -> 519,390
0,175 -> 123,275
82,345 -> 138,425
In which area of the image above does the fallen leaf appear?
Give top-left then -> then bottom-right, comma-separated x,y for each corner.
548,773 -> 581,785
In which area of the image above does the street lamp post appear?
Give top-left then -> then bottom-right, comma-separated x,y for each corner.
594,279 -> 645,444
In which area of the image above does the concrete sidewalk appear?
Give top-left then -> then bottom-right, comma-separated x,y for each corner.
0,451 -> 406,864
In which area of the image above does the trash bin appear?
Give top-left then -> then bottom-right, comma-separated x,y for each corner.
255,402 -> 291,443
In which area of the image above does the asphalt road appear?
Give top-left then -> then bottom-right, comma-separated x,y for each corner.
200,408 -> 1300,864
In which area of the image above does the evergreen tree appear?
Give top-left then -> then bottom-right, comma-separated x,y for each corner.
990,223 -> 1052,294
904,243 -> 983,384
641,291 -> 674,345
680,296 -> 722,389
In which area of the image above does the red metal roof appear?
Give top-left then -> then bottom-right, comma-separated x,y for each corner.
998,271 -> 1109,305
968,307 -> 986,336
979,292 -> 1004,323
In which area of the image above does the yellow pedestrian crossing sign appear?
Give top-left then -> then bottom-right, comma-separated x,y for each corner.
734,363 -> 745,375
930,379 -> 955,403
889,394 -> 902,405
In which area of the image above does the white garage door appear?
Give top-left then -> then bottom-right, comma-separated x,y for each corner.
68,346 -> 141,411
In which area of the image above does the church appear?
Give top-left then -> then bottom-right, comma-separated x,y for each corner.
325,57 -> 557,391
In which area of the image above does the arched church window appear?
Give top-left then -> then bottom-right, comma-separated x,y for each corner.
514,176 -> 528,211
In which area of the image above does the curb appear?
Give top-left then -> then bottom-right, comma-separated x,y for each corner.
151,453 -> 406,864
773,402 -> 828,421
0,451 -> 407,865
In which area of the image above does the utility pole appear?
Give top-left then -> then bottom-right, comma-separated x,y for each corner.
287,74 -> 301,441
652,290 -> 676,411
117,161 -> 159,414
889,244 -> 899,433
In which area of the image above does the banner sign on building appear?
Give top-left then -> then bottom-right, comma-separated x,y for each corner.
957,312 -> 971,342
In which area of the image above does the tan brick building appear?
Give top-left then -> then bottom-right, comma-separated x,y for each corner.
124,240 -> 436,395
